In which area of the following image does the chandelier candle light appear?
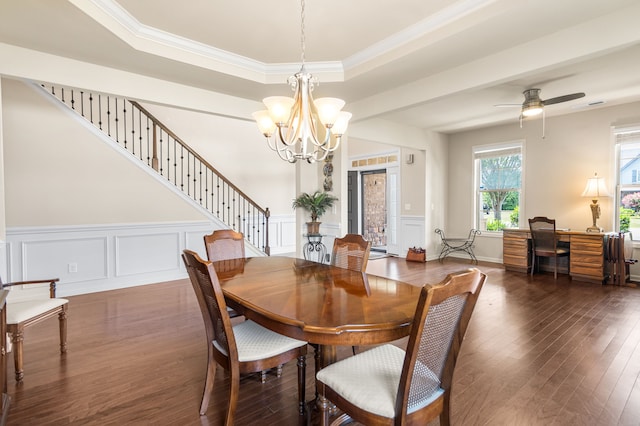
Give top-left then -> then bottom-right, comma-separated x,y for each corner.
252,0 -> 351,163
582,172 -> 609,233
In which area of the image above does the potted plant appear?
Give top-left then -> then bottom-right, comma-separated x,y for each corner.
292,190 -> 338,234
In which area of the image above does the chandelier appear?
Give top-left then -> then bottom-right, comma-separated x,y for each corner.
252,0 -> 352,163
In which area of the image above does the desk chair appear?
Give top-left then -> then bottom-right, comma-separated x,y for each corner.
528,216 -> 569,279
0,277 -> 68,382
316,268 -> 486,426
182,250 -> 307,420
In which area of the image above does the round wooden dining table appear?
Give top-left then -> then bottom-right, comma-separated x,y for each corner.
212,256 -> 422,366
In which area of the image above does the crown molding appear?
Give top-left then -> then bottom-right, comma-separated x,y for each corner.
68,0 -> 345,83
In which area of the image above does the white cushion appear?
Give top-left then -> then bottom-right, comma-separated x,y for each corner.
316,344 -> 444,418
213,320 -> 306,362
6,298 -> 68,324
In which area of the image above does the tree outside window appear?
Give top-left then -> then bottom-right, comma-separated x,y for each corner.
474,143 -> 523,232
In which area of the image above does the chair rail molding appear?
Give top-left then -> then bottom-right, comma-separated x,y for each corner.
4,219 -> 291,297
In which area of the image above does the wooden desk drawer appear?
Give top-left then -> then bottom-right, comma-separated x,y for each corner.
571,253 -> 604,267
571,263 -> 604,278
504,254 -> 528,267
504,238 -> 528,250
570,235 -> 603,252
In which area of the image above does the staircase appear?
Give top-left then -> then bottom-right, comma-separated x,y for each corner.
38,83 -> 270,254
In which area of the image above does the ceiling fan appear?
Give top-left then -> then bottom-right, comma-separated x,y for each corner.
496,88 -> 585,137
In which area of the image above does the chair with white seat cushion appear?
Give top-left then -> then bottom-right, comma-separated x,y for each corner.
316,268 -> 485,426
1,277 -> 68,382
182,249 -> 307,421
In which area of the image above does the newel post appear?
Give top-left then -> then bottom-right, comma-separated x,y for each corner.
264,208 -> 271,256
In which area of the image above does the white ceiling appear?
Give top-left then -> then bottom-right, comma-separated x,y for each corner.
2,0 -> 640,133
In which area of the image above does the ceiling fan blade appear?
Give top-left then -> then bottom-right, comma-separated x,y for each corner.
542,92 -> 585,105
494,104 -> 522,108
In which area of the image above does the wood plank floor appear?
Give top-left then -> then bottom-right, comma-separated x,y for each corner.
6,257 -> 640,425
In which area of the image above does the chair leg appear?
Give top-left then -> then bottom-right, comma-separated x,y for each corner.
530,252 -> 535,276
59,306 -> 68,353
199,347 -> 217,415
440,392 -> 451,426
318,391 -> 331,426
226,369 -> 240,426
297,354 -> 306,415
11,329 -> 24,382
554,255 -> 558,279
276,364 -> 283,378
313,344 -> 321,400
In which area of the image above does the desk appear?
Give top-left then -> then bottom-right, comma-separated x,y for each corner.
503,229 -> 607,283
213,256 -> 420,364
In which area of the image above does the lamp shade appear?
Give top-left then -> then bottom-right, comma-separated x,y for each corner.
581,173 -> 609,198
331,111 -> 352,136
314,97 -> 345,126
252,110 -> 276,137
263,96 -> 295,124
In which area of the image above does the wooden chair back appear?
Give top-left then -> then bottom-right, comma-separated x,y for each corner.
396,268 -> 485,425
182,250 -> 237,369
331,234 -> 372,272
204,230 -> 245,262
528,216 -> 558,254
182,250 -> 307,420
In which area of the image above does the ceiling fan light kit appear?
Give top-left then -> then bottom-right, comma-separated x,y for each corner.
498,88 -> 585,137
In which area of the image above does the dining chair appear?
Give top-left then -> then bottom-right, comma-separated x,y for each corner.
316,268 -> 486,426
204,229 -> 245,262
528,216 -> 570,279
182,250 -> 308,421
330,233 -> 372,272
0,277 -> 68,382
330,233 -> 371,356
204,229 -> 245,319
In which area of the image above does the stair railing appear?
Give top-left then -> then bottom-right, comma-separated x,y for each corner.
40,83 -> 270,255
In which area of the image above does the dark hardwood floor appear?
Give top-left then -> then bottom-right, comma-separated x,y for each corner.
6,256 -> 640,425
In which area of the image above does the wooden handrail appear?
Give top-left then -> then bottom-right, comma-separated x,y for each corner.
129,101 -> 267,217
40,83 -> 270,254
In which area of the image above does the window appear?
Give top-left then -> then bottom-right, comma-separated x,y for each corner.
615,126 -> 640,240
473,142 -> 523,232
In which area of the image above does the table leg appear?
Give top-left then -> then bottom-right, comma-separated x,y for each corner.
315,344 -> 338,417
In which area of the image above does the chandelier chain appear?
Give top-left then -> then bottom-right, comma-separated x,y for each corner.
300,0 -> 306,66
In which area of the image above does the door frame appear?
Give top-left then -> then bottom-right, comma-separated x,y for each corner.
347,151 -> 401,255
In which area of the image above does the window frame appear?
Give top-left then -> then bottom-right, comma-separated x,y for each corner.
614,125 -> 640,240
472,140 -> 525,233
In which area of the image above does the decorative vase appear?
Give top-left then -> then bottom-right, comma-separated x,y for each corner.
306,221 -> 321,235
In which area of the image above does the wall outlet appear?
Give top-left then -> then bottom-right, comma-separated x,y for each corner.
68,262 -> 78,273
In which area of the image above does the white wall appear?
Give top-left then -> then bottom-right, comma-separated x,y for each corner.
3,78 -> 208,226
448,101 -> 640,264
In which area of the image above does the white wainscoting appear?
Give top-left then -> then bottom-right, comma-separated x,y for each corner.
399,215 -> 426,258
5,217 -> 296,297
269,214 -> 296,255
